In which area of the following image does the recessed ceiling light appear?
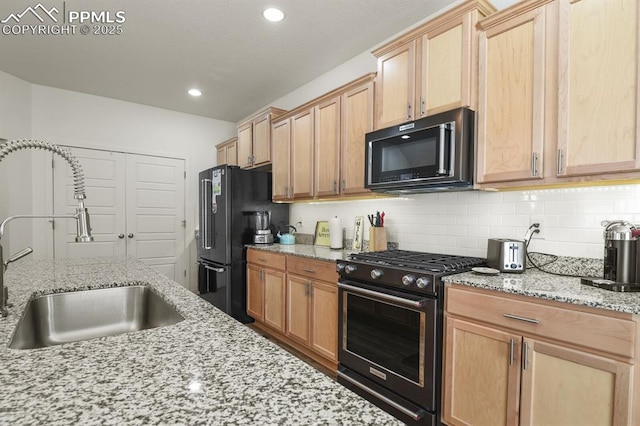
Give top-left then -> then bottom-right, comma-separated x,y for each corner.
263,8 -> 284,22
188,88 -> 202,97
401,135 -> 410,139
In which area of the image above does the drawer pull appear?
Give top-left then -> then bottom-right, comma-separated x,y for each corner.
258,258 -> 267,262
303,268 -> 316,273
503,313 -> 539,324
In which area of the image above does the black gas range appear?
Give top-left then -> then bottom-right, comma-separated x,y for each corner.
336,250 -> 484,426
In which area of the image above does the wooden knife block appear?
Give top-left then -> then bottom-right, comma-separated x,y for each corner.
369,227 -> 387,252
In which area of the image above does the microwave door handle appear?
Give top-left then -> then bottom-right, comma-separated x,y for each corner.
438,124 -> 447,175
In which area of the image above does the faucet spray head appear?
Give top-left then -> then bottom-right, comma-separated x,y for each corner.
75,199 -> 93,242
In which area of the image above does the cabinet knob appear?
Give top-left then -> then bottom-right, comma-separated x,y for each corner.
128,233 -> 134,238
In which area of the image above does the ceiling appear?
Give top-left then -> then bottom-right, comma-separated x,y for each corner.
0,0 -> 515,123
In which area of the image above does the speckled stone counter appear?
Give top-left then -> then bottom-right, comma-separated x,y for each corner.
443,268 -> 640,315
0,257 -> 401,425
246,243 -> 354,262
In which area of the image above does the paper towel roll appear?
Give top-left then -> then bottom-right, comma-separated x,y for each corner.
329,216 -> 343,249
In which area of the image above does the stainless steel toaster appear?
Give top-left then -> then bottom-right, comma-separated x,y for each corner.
487,239 -> 526,273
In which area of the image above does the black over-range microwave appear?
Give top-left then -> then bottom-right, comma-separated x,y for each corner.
365,107 -> 475,193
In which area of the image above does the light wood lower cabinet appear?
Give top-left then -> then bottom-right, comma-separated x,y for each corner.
246,250 -> 286,333
443,284 -> 636,426
246,249 -> 338,371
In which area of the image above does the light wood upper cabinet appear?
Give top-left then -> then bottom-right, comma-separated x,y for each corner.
477,0 -> 640,188
272,119 -> 291,201
314,96 -> 341,197
291,108 -> 315,200
557,0 -> 640,177
476,4 -> 549,183
375,42 -> 416,129
341,80 -> 374,195
271,74 -> 375,202
443,284 -> 636,426
236,107 -> 286,169
216,137 -> 238,166
373,0 -> 496,130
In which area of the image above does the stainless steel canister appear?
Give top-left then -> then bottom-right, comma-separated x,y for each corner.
602,220 -> 638,283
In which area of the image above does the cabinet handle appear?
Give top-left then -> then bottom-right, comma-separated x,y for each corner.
420,97 -> 425,117
523,341 -> 530,370
557,149 -> 563,174
303,268 -> 316,274
509,339 -> 515,366
531,152 -> 538,177
258,258 -> 267,262
341,180 -> 346,192
333,181 -> 337,194
503,313 -> 539,324
407,103 -> 412,120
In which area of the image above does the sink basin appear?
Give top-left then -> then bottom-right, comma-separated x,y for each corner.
9,285 -> 184,350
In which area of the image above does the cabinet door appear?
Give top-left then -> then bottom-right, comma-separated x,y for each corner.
442,317 -> 521,426
272,119 -> 291,201
375,41 -> 416,129
557,0 -> 640,177
420,19 -> 468,115
226,141 -> 237,166
310,280 -> 338,362
237,122 -> 253,169
477,7 -> 547,183
263,268 -> 286,333
341,81 -> 373,196
291,109 -> 314,199
314,96 -> 341,197
246,263 -> 263,321
286,274 -> 311,345
252,113 -> 271,166
520,338 -> 632,426
216,146 -> 227,166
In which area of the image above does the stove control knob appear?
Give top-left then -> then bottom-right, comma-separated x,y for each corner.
370,269 -> 384,280
345,265 -> 357,274
416,277 -> 431,289
336,263 -> 346,273
402,274 -> 416,286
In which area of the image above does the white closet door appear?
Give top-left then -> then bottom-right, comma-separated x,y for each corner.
53,147 -> 127,258
125,153 -> 185,285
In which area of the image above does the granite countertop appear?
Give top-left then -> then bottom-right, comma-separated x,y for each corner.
444,268 -> 640,315
0,257 -> 401,425
246,243 -> 354,262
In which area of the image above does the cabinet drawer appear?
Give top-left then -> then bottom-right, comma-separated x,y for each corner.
287,256 -> 337,284
247,249 -> 286,270
446,285 -> 636,358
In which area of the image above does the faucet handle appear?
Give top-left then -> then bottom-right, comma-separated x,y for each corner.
4,247 -> 33,269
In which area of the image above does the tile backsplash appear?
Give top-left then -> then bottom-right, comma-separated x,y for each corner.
289,183 -> 640,259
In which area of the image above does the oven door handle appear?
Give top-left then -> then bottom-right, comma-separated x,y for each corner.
338,282 -> 428,309
337,371 -> 426,421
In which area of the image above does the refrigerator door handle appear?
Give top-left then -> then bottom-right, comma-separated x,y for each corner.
201,263 -> 225,273
201,178 -> 213,249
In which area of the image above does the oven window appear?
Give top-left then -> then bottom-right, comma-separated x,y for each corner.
345,292 -> 423,383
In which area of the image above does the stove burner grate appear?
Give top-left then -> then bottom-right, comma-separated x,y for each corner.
349,250 -> 485,273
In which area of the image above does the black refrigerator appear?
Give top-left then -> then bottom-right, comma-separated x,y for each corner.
197,165 -> 289,323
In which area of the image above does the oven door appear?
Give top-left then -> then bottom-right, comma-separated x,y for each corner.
338,279 -> 438,410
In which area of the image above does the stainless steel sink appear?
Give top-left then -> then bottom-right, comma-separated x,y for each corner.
9,285 -> 184,349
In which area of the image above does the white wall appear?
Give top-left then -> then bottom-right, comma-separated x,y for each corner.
26,84 -> 236,290
0,71 -> 32,256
